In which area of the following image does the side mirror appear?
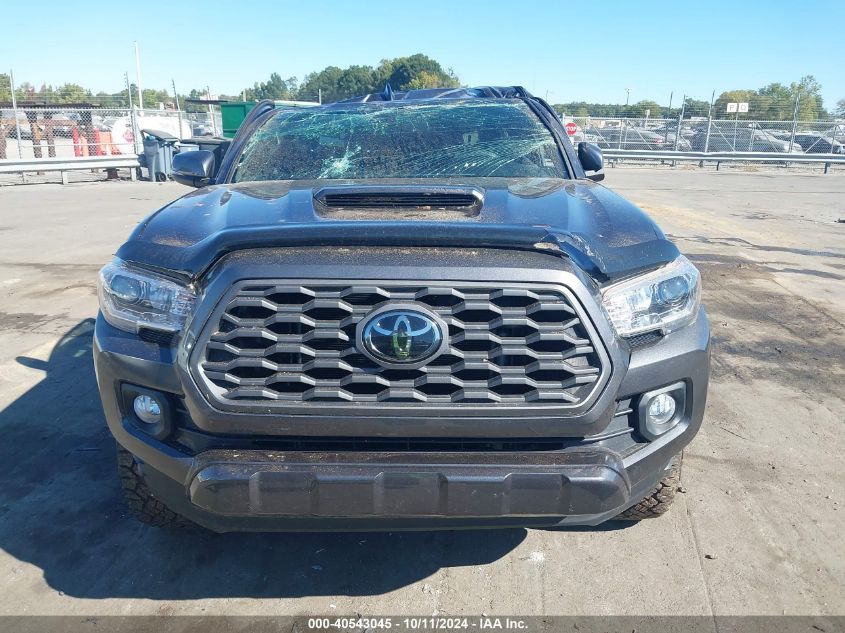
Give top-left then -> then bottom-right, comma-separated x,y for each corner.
577,142 -> 604,182
172,150 -> 215,188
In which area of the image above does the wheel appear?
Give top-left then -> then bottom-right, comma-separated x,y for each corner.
615,452 -> 683,521
116,443 -> 193,528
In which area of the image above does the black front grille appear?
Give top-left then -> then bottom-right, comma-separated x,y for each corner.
194,282 -> 605,407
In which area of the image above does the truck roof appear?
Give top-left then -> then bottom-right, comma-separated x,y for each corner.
332,85 -> 534,105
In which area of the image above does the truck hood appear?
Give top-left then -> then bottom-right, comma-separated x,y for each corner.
117,178 -> 679,283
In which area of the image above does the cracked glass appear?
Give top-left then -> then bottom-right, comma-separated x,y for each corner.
232,100 -> 568,182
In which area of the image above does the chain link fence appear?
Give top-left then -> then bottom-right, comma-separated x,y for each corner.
567,117 -> 845,155
2,65 -> 844,181
6,109 -> 841,162
0,105 -> 219,161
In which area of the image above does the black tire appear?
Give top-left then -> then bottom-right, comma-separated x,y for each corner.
615,452 -> 683,521
116,444 -> 193,528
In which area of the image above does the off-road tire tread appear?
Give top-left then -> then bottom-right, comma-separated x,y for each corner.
116,444 -> 192,528
615,452 -> 683,521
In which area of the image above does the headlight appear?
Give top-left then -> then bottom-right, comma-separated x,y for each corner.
97,259 -> 196,333
601,256 -> 701,338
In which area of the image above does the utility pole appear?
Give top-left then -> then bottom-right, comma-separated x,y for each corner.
125,71 -> 140,154
664,91 -> 673,144
622,88 -> 631,148
9,68 -> 23,159
789,93 -> 801,153
674,94 -> 686,153
134,41 -> 143,110
704,90 -> 715,153
172,79 -> 184,138
206,85 -> 217,136
171,79 -> 181,110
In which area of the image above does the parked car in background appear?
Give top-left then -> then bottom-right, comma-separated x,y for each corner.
587,126 -> 691,151
190,121 -> 214,136
2,109 -> 32,139
691,127 -> 803,153
49,112 -> 79,138
651,125 -> 698,150
790,133 -> 844,154
656,131 -> 693,151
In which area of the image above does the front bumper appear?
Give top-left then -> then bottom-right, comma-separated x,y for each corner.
129,445 -> 677,532
93,248 -> 710,531
191,450 -> 626,525
94,312 -> 709,532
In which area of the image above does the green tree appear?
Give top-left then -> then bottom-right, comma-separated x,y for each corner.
94,90 -> 126,107
790,75 -> 823,121
406,70 -> 448,90
298,66 -> 344,102
0,74 -> 13,102
627,100 -> 663,118
181,88 -> 210,112
295,56 -> 460,103
379,54 -> 459,90
140,88 -> 172,108
757,83 -> 793,120
251,72 -> 295,101
14,81 -> 36,101
37,84 -> 57,102
553,102 -> 626,117
336,65 -> 379,100
714,89 -> 757,118
679,97 -> 710,118
565,103 -> 591,117
835,99 -> 845,118
53,83 -> 91,103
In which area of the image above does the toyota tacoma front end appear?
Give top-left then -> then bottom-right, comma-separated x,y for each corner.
94,87 -> 709,531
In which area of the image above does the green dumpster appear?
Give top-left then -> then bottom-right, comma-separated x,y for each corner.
219,100 -> 320,138
221,102 -> 257,138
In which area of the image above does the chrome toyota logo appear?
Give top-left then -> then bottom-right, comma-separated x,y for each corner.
359,308 -> 445,366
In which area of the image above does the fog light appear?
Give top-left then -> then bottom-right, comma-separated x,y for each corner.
646,393 -> 676,425
133,395 -> 162,425
638,382 -> 686,441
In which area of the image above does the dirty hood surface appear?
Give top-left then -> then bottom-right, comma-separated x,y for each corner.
117,178 -> 679,282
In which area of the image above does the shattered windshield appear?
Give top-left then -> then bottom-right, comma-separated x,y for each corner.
232,100 -> 568,182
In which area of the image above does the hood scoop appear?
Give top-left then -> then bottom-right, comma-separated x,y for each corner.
314,185 -> 484,216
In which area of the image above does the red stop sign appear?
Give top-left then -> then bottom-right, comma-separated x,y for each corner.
565,121 -> 578,136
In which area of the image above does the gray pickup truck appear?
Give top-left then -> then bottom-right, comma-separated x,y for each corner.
94,87 -> 709,532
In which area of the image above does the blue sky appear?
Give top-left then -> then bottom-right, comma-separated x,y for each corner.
3,0 -> 844,108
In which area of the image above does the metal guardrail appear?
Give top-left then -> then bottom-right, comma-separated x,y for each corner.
569,117 -> 845,154
602,149 -> 845,169
0,155 -> 140,184
1,148 -> 841,186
